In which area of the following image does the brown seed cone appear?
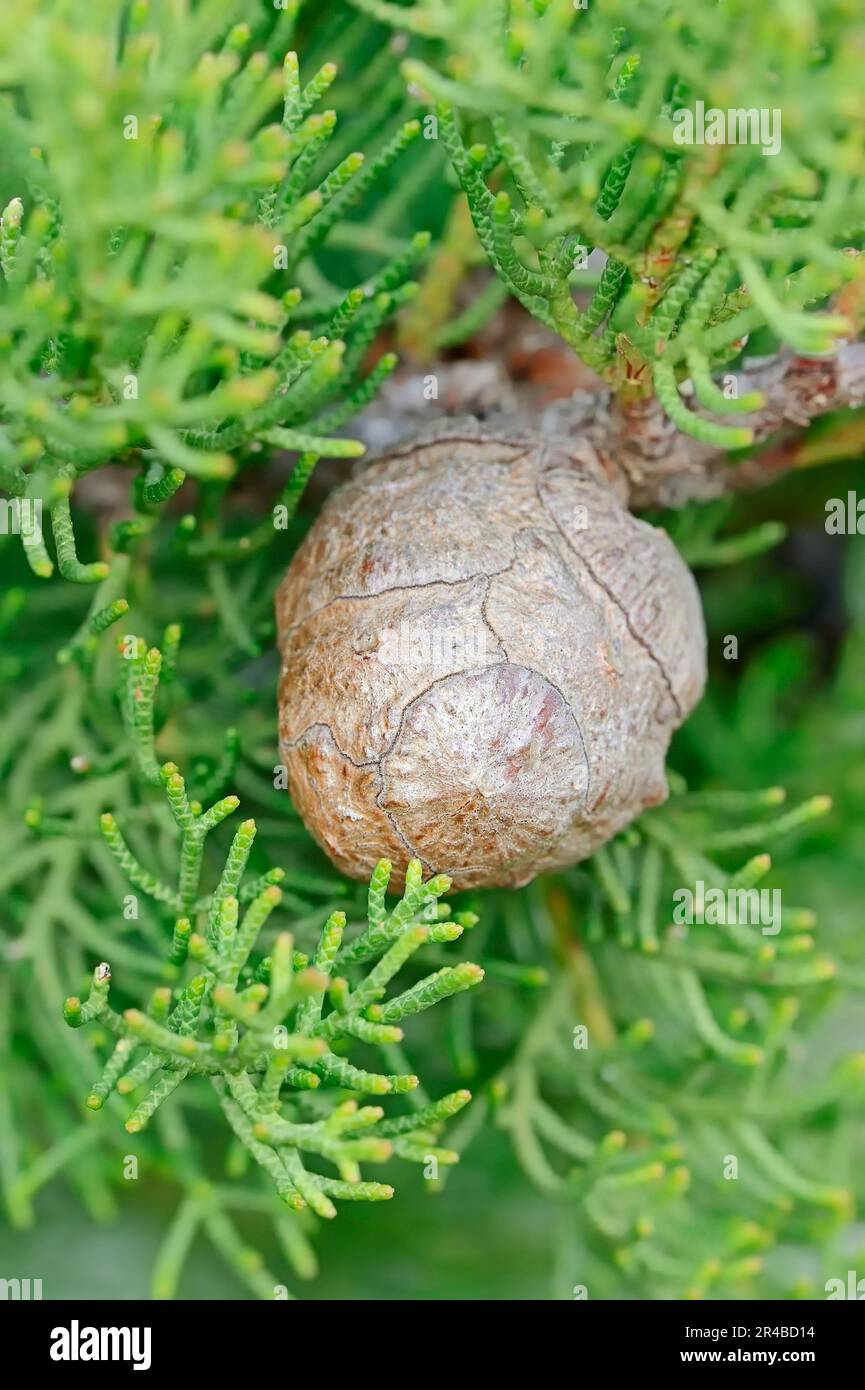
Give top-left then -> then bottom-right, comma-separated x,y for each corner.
276,424 -> 706,892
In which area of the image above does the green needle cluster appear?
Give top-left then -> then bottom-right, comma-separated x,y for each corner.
0,0 -> 426,584
62,635 -> 482,1219
362,0 -> 865,442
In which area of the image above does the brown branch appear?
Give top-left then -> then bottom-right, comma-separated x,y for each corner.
579,343 -> 865,509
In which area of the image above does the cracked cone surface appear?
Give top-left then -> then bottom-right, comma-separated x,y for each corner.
277,425 -> 707,890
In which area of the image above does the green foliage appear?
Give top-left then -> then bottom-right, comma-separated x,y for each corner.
357,0 -> 865,441
1,0 -> 864,1303
62,639 -> 481,1219
0,0 -> 424,582
5,511 -> 865,1299
479,790 -> 859,1299
3,593 -> 481,1294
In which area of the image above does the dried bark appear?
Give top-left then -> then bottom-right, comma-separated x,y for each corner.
572,343 -> 865,509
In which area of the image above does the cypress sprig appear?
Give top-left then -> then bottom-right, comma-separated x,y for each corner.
469,766 -> 851,1295
0,11 -> 424,590
122,644 -> 163,786
338,858 -> 451,965
389,0 -> 865,443
62,639 -> 480,1218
